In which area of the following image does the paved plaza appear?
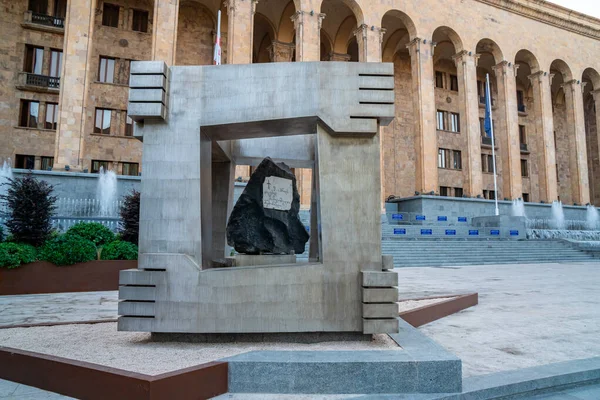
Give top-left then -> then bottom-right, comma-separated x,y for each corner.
1,261 -> 599,398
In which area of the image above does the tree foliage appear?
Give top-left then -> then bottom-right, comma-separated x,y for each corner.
119,190 -> 140,245
0,175 -> 56,246
66,222 -> 115,247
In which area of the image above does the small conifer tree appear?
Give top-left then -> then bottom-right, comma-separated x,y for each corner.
1,174 -> 56,246
119,190 -> 140,245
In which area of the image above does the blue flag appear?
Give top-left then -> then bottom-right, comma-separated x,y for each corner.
484,75 -> 493,138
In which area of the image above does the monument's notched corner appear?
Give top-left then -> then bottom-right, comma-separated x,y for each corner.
118,60 -> 398,335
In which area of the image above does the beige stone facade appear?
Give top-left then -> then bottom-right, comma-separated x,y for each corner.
2,0 -> 600,205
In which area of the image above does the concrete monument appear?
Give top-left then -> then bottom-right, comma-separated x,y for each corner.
118,61 -> 399,335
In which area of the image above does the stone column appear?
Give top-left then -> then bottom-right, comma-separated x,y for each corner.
406,38 -> 437,194
225,0 -> 256,65
292,10 -> 324,62
492,60 -> 522,199
354,24 -> 385,63
53,0 -> 97,170
268,40 -> 295,62
528,71 -> 558,202
563,79 -> 591,204
453,50 -> 482,197
592,89 -> 600,191
151,0 -> 179,65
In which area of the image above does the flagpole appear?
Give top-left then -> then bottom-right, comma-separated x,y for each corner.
486,74 -> 499,216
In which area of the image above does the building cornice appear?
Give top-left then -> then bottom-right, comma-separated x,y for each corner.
476,0 -> 600,40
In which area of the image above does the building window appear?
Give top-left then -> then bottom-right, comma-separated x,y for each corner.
522,193 -> 529,202
28,0 -> 47,14
45,103 -> 58,130
15,155 -> 35,170
450,112 -> 460,133
41,156 -> 54,170
519,125 -> 526,144
436,110 -> 446,131
49,50 -> 62,78
450,75 -> 458,91
122,162 -> 139,176
91,160 -> 111,173
479,118 -> 485,137
438,148 -> 449,169
477,80 -> 485,103
439,186 -> 450,196
132,10 -> 148,33
453,150 -> 462,170
53,0 -> 67,18
481,154 -> 486,172
454,187 -> 463,198
94,108 -> 112,134
521,159 -> 528,177
102,3 -> 120,27
435,71 -> 444,89
19,100 -> 40,128
487,154 -> 495,173
517,90 -> 525,112
125,115 -> 133,136
24,46 -> 44,75
483,190 -> 496,200
98,57 -> 115,83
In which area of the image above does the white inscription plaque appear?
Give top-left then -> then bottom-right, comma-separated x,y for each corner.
263,176 -> 293,211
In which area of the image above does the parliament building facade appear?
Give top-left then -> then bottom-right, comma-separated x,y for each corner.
2,0 -> 600,206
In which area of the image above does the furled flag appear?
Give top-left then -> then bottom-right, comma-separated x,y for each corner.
213,10 -> 222,65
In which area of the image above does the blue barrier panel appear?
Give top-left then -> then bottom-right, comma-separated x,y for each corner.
416,215 -> 426,221
394,228 -> 406,235
445,229 -> 456,236
490,230 -> 500,236
458,217 -> 467,222
438,216 -> 448,222
392,214 -> 404,220
421,229 -> 433,235
510,230 -> 519,236
469,230 -> 479,236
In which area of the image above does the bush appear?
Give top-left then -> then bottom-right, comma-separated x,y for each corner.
100,241 -> 138,260
0,226 -> 4,242
1,174 -> 56,246
119,190 -> 140,245
0,242 -> 37,269
66,222 -> 115,247
39,235 -> 97,266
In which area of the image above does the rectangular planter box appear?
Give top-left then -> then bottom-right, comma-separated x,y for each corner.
0,260 -> 137,295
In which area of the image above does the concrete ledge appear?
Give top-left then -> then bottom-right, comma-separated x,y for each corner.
363,318 -> 398,334
362,271 -> 399,287
363,288 -> 398,303
363,303 -> 399,318
225,318 -> 461,394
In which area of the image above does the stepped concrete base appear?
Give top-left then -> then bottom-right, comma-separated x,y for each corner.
225,318 -> 462,395
233,254 -> 296,267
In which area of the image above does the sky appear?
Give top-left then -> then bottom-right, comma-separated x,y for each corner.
546,0 -> 600,18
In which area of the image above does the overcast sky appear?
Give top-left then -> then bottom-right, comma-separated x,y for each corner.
546,0 -> 600,18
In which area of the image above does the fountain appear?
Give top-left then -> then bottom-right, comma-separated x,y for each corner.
511,198 -> 526,218
586,205 -> 599,231
97,166 -> 117,217
550,200 -> 566,230
0,160 -> 12,213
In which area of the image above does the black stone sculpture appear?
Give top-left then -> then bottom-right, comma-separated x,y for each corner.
226,157 -> 309,255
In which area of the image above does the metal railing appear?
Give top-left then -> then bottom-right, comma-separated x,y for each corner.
482,136 -> 493,146
520,143 -> 528,152
31,12 -> 64,28
25,73 -> 60,89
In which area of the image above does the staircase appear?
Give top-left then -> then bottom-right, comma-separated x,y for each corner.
381,239 -> 597,268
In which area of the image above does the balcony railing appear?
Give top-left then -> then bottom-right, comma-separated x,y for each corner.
520,143 -> 528,152
31,12 -> 64,28
518,104 -> 526,113
23,73 -> 60,89
482,136 -> 493,146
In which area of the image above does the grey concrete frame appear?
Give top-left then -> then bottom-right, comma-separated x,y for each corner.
224,318 -> 462,394
118,61 -> 399,334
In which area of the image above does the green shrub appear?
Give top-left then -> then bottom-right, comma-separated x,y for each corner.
100,240 -> 138,261
39,235 -> 97,266
1,174 -> 56,246
0,226 -> 4,242
0,242 -> 37,269
66,222 -> 115,247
